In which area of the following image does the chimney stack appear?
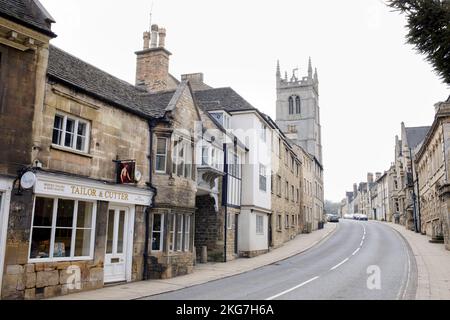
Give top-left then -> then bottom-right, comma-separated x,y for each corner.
150,24 -> 158,48
158,28 -> 166,48
376,172 -> 382,181
353,183 -> 358,197
143,31 -> 150,50
135,24 -> 172,93
367,173 -> 374,184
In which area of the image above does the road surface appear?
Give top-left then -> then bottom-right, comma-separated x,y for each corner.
141,220 -> 417,300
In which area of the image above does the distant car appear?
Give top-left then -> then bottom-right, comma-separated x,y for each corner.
359,214 -> 368,221
329,215 -> 340,223
353,214 -> 361,220
343,214 -> 354,220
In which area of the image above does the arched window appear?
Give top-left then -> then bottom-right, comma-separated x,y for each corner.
296,96 -> 301,114
288,97 -> 294,115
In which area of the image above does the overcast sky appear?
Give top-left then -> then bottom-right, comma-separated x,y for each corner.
40,0 -> 449,202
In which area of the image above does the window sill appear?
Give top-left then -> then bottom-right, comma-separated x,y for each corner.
51,144 -> 93,159
29,256 -> 93,263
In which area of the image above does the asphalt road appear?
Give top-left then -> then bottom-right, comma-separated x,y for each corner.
142,220 -> 418,300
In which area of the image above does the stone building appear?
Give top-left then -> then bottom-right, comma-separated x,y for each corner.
0,0 -> 57,299
296,146 -> 315,232
195,87 -> 273,258
275,60 -> 324,230
390,123 -> 430,230
415,98 -> 450,249
265,115 -> 303,249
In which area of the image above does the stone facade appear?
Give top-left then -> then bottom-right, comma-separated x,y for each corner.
270,128 -> 303,248
415,100 -> 450,248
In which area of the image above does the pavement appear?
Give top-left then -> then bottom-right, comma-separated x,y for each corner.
382,221 -> 450,300
50,222 -> 338,300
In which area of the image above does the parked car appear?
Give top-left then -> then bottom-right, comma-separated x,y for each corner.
329,214 -> 340,223
343,214 -> 354,219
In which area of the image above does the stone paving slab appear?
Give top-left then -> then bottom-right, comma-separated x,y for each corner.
383,222 -> 450,300
49,223 -> 338,300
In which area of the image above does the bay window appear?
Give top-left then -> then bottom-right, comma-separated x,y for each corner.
168,214 -> 175,252
184,215 -> 191,251
30,197 -> 96,261
173,138 -> 193,179
52,113 -> 90,153
176,214 -> 184,251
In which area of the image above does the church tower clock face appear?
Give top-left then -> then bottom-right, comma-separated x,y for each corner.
275,59 -> 323,165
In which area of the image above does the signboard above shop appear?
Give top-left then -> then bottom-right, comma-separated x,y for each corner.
34,174 -> 153,206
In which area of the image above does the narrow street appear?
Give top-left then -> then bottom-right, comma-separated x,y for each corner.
143,220 -> 417,300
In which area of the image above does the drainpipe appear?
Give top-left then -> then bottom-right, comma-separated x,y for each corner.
222,142 -> 229,263
143,119 -> 158,280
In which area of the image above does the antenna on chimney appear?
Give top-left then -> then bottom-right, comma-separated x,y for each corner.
149,1 -> 154,32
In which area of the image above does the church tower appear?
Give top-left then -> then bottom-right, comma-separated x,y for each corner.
275,58 -> 323,165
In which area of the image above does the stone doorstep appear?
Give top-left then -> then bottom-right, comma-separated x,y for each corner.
48,224 -> 337,300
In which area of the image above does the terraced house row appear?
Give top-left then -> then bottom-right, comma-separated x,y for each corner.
341,96 -> 450,252
0,0 -> 324,300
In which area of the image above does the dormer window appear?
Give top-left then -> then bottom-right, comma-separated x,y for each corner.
209,111 -> 231,130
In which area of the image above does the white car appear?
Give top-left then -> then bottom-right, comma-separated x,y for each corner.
343,214 -> 354,219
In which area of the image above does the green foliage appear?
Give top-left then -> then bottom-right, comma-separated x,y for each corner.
387,0 -> 450,85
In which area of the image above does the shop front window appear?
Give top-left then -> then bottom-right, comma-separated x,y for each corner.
30,197 -> 96,261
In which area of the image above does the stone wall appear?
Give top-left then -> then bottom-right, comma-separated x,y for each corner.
35,82 -> 150,186
0,44 -> 37,176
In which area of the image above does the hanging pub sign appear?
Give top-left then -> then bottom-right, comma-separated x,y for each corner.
117,161 -> 136,184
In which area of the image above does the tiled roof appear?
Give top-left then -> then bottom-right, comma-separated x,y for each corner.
194,87 -> 256,113
405,126 -> 431,149
47,45 -> 174,119
0,0 -> 56,37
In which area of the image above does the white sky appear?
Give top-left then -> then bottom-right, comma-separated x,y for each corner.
40,0 -> 449,202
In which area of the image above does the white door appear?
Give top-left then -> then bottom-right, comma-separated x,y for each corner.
104,206 -> 129,283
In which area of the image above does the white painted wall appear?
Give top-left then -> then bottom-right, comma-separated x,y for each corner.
0,177 -> 13,298
230,112 -> 272,211
238,209 -> 268,252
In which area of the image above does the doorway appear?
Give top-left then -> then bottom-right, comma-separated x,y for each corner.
104,206 -> 131,283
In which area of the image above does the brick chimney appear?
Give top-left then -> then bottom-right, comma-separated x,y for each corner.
135,24 -> 172,93
353,183 -> 358,197
376,172 -> 382,181
367,173 -> 374,184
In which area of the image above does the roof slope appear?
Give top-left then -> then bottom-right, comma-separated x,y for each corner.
0,0 -> 56,37
47,45 -> 174,119
405,126 -> 431,149
194,87 -> 256,112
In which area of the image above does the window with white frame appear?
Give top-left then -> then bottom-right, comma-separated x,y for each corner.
176,214 -> 184,251
228,151 -> 242,207
260,123 -> 267,142
259,164 -> 267,192
155,137 -> 168,173
151,214 -> 164,251
184,215 -> 190,251
52,113 -> 90,153
256,215 -> 264,235
168,214 -> 175,252
30,197 -> 95,261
